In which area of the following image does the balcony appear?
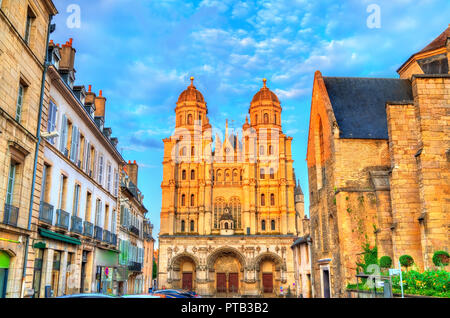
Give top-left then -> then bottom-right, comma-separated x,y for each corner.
3,204 -> 19,227
129,225 -> 139,236
39,201 -> 53,225
70,215 -> 83,234
83,221 -> 93,237
64,148 -> 69,158
111,233 -> 117,247
55,209 -> 70,230
94,225 -> 103,241
103,230 -> 111,244
128,261 -> 142,272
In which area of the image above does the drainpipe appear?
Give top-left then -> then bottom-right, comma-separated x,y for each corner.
307,237 -> 315,298
20,14 -> 55,298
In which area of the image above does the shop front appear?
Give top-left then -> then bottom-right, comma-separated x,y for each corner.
0,251 -> 10,298
93,247 -> 119,296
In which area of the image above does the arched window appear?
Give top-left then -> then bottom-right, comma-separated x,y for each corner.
264,113 -> 269,124
190,220 -> 194,232
214,197 -> 225,229
225,169 -> 231,182
181,220 -> 185,232
187,114 -> 193,125
260,168 -> 265,179
225,223 -> 229,230
255,115 -> 258,124
199,114 -> 202,122
181,147 -> 186,156
261,220 -> 266,231
271,220 -> 275,231
270,168 -> 275,179
191,146 -> 195,156
230,197 -> 242,229
182,170 -> 186,180
260,145 -> 265,155
181,194 -> 186,206
190,194 -> 195,206
261,194 -> 265,206
179,115 -> 183,125
216,170 -> 222,182
191,169 -> 195,180
270,193 -> 275,206
269,145 -> 273,155
274,113 -> 277,124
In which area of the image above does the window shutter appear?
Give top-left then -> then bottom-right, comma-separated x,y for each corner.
59,114 -> 67,152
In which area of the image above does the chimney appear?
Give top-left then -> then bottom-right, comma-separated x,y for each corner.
94,90 -> 106,118
127,160 -> 139,186
110,137 -> 119,147
59,38 -> 76,72
84,85 -> 96,117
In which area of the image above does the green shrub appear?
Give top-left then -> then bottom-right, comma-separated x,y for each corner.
356,243 -> 378,274
399,255 -> 414,269
379,256 -> 392,269
391,269 -> 450,296
432,251 -> 450,267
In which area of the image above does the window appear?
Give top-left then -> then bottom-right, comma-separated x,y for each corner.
190,194 -> 195,206
181,147 -> 186,156
59,114 -> 68,154
70,125 -> 80,163
98,155 -> 104,185
113,169 -> 119,196
24,7 -> 35,45
261,194 -> 265,206
270,193 -> 275,206
259,145 -> 265,155
73,184 -> 80,217
85,192 -> 92,222
190,220 -> 194,232
274,113 -> 277,124
107,163 -> 112,191
104,204 -> 110,230
271,220 -> 275,231
182,170 -> 186,180
57,174 -> 68,210
181,220 -> 185,232
191,146 -> 195,156
260,168 -> 265,179
270,168 -> 275,179
181,194 -> 186,206
16,83 -> 25,122
255,115 -> 258,124
40,164 -> 51,202
187,114 -> 193,125
264,113 -> 269,124
261,220 -> 266,231
191,169 -> 195,180
269,145 -> 273,155
47,101 -> 58,145
6,162 -> 17,206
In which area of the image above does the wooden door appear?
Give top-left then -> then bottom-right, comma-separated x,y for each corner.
228,273 -> 239,293
182,272 -> 193,291
216,273 -> 226,293
323,269 -> 331,298
262,273 -> 273,293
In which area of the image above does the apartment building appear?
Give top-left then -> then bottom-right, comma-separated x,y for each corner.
30,38 -> 125,297
117,161 -> 153,295
0,0 -> 57,298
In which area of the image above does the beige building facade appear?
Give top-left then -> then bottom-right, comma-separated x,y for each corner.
0,0 -> 57,298
158,78 -> 303,297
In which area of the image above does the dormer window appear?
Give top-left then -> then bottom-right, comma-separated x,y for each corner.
51,50 -> 60,69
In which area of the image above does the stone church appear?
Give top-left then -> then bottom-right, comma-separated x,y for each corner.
157,78 -> 304,296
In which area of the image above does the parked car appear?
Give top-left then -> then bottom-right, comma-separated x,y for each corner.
121,294 -> 165,298
57,293 -> 117,298
151,289 -> 195,298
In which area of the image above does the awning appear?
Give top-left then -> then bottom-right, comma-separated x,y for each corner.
38,228 -> 81,245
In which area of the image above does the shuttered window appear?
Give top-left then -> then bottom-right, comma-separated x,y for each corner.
59,114 -> 68,153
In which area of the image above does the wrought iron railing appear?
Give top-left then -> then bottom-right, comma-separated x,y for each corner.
94,225 -> 103,241
39,201 -> 53,224
129,225 -> 139,236
3,204 -> 19,227
103,230 -> 111,243
128,261 -> 142,272
56,209 -> 70,229
70,215 -> 83,234
83,221 -> 93,237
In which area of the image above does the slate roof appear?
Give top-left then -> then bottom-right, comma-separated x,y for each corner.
418,25 -> 450,54
291,235 -> 310,247
323,77 -> 413,139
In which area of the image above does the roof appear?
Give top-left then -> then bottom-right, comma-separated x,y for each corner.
291,235 -> 310,247
323,77 -> 413,139
418,25 -> 450,54
251,79 -> 280,104
177,77 -> 205,103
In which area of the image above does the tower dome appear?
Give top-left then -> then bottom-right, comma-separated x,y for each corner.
177,77 -> 205,103
251,78 -> 280,104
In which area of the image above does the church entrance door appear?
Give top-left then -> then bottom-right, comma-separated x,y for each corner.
262,273 -> 273,293
182,272 -> 193,291
228,273 -> 239,293
216,273 -> 227,293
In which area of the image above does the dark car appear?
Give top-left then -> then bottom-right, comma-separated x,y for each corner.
57,293 -> 117,298
151,289 -> 194,298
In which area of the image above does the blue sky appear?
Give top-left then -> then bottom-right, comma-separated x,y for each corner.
51,0 -> 450,241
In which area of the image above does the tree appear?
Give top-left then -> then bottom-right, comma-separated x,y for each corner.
399,255 -> 414,271
152,259 -> 158,279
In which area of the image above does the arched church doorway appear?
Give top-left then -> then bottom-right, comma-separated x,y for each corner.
170,253 -> 198,292
207,248 -> 245,296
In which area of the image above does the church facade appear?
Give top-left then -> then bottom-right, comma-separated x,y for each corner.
158,78 -> 304,297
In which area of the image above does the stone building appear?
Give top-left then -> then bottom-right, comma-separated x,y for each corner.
0,0 -> 57,298
30,38 -> 124,297
291,181 -> 312,298
306,25 -> 450,298
158,78 -> 302,297
117,161 -> 153,295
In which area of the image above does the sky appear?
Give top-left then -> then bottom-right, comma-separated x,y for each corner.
50,0 -> 450,243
